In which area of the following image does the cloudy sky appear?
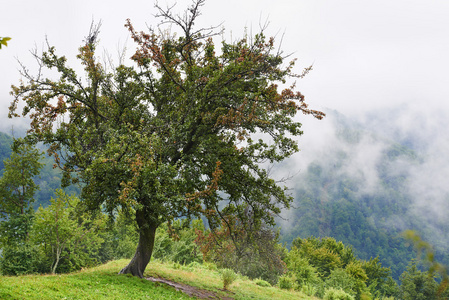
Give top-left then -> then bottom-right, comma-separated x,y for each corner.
2,0 -> 449,243
2,0 -> 449,175
3,0 -> 449,180
2,0 -> 449,124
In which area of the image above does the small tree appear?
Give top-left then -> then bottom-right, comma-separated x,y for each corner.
285,250 -> 321,287
362,256 -> 398,298
196,216 -> 286,284
399,261 -> 438,300
0,141 -> 43,219
0,141 -> 43,245
9,0 -> 324,277
221,268 -> 237,290
152,219 -> 204,265
31,189 -> 104,274
0,141 -> 43,275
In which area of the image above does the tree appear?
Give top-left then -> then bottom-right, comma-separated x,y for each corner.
152,218 -> 204,265
403,230 -> 449,297
0,141 -> 43,243
362,256 -> 398,298
0,141 -> 43,275
400,261 -> 438,300
196,215 -> 286,284
31,189 -> 104,274
9,0 -> 324,278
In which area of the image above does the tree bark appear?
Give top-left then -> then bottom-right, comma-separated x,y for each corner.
119,209 -> 158,278
51,247 -> 61,274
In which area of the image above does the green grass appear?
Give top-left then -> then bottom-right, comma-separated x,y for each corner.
145,260 -> 317,300
0,260 -> 191,300
0,259 -> 318,299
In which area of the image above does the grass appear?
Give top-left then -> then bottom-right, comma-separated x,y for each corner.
146,260 -> 318,300
0,259 -> 319,300
0,260 -> 191,300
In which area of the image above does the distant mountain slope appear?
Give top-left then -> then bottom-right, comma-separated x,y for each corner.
0,132 -> 13,172
278,110 -> 449,279
0,131 -> 80,208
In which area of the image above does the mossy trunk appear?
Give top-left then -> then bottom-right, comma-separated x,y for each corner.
119,209 -> 158,278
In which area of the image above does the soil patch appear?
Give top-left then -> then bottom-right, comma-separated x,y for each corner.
147,276 -> 234,299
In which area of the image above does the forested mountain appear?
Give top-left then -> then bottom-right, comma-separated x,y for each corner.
278,110 -> 449,279
0,132 -> 13,172
0,132 -> 79,208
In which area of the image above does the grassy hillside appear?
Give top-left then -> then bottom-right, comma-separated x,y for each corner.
0,260 -> 316,300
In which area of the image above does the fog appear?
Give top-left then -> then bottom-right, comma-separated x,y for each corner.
274,102 -> 449,250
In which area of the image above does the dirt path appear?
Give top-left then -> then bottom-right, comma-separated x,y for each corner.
146,276 -> 234,299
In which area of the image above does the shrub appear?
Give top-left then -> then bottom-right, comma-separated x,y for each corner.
114,234 -> 138,259
0,244 -> 38,275
221,268 -> 237,290
152,220 -> 203,265
196,218 -> 286,285
187,261 -> 202,269
286,251 -> 321,286
324,287 -> 355,300
325,268 -> 356,296
278,274 -> 294,290
255,278 -> 271,287
171,239 -> 202,265
301,282 -> 318,296
204,262 -> 217,271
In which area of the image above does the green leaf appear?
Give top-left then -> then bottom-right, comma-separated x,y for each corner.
0,37 -> 11,49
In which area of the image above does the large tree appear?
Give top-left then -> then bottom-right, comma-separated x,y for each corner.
9,0 -> 324,277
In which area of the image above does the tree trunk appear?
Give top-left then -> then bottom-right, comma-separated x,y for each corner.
119,209 -> 158,278
51,247 -> 61,274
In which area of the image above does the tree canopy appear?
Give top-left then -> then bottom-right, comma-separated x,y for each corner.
0,141 -> 43,219
9,0 -> 324,277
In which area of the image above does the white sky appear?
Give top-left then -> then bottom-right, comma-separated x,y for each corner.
1,0 -> 449,129
2,0 -> 449,243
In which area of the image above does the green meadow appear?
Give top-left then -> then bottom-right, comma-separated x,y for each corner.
0,259 -> 315,300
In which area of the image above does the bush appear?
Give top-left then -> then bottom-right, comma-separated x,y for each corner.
187,261 -> 202,269
114,234 -> 138,259
0,244 -> 38,275
171,239 -> 202,265
204,262 -> 218,271
301,282 -> 318,296
324,288 -> 355,300
278,274 -> 294,290
325,268 -> 356,296
108,209 -> 138,260
221,268 -> 237,290
255,278 -> 271,287
152,220 -> 203,265
195,218 -> 286,285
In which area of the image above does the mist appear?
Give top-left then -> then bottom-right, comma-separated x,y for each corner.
275,101 -> 449,253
